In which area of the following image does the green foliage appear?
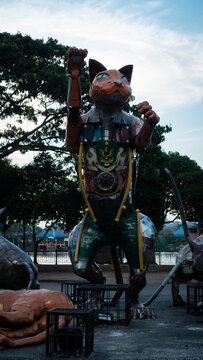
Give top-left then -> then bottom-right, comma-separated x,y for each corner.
133,128 -> 203,229
0,32 -> 89,159
166,152 -> 203,222
0,158 -> 21,212
0,32 -> 68,108
133,126 -> 171,230
18,152 -> 84,230
128,103 -> 174,230
5,222 -> 42,250
155,232 -> 187,251
0,154 -> 84,233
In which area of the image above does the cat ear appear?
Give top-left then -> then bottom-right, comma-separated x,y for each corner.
119,65 -> 133,83
89,59 -> 107,83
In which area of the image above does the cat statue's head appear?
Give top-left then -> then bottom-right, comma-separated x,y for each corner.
89,59 -> 133,110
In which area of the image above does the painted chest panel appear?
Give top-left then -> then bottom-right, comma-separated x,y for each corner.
85,141 -> 127,172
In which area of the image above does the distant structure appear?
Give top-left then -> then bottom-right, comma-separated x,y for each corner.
174,222 -> 198,241
36,230 -> 69,251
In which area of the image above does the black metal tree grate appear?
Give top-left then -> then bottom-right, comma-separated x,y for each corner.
77,284 -> 131,326
187,282 -> 203,315
46,308 -> 94,357
61,280 -> 89,306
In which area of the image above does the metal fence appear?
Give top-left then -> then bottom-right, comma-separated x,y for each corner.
27,251 -> 178,266
28,251 -> 71,265
155,251 -> 178,265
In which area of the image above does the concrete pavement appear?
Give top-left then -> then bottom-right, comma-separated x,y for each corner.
0,268 -> 202,360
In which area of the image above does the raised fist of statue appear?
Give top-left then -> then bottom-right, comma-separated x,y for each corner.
67,47 -> 88,75
136,101 -> 160,125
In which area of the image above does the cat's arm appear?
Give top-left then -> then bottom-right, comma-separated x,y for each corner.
65,48 -> 88,154
133,101 -> 160,148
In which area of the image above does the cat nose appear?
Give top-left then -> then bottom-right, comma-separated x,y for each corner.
114,80 -> 122,86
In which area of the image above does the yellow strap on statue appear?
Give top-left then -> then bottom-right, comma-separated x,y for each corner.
136,209 -> 144,270
74,212 -> 88,263
78,142 -> 97,223
115,147 -> 132,222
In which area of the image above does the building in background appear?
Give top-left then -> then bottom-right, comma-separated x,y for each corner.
36,230 -> 69,251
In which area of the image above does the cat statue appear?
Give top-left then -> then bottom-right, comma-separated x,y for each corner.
66,48 -> 159,318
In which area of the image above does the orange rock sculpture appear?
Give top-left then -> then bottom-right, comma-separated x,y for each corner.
0,289 -> 73,347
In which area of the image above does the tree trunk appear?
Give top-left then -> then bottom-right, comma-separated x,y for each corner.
33,222 -> 38,264
150,252 -> 156,264
22,222 -> 26,251
198,217 -> 203,236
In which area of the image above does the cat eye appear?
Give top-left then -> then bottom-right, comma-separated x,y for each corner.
96,73 -> 109,79
122,76 -> 128,82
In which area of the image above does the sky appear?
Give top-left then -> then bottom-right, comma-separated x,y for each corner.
0,0 -> 203,168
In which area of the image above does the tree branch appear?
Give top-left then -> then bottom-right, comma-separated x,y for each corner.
35,219 -> 60,244
164,214 -> 179,224
0,90 -> 30,117
0,108 -> 66,159
15,143 -> 67,153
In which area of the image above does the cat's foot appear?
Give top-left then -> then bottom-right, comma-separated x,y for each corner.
131,302 -> 155,319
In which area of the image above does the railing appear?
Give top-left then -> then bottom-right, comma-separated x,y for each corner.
28,251 -> 71,265
27,250 -> 178,266
155,251 -> 178,265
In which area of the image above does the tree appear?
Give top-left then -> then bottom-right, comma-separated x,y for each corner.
0,158 -> 22,234
0,158 -> 20,203
15,153 -> 84,262
132,125 -> 172,230
4,222 -> 42,250
0,153 -> 84,262
155,232 -> 187,251
166,152 -> 203,223
0,32 -> 89,159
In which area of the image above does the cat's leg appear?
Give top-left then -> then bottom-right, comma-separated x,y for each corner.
69,215 -> 107,284
118,209 -> 155,319
172,273 -> 186,306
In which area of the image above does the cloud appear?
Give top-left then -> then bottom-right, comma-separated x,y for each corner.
166,135 -> 203,143
0,0 -> 203,114
146,1 -> 162,9
179,127 -> 203,135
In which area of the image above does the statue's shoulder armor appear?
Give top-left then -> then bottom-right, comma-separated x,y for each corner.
122,111 -> 143,128
122,111 -> 136,124
81,107 -> 99,124
122,111 -> 144,141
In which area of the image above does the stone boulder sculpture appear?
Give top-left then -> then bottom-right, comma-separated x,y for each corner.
0,235 -> 39,290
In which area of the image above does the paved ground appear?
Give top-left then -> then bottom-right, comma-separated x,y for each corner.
0,269 -> 203,360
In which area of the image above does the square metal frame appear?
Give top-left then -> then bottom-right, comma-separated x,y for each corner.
187,282 -> 203,315
46,308 -> 94,357
77,284 -> 131,326
61,280 -> 89,305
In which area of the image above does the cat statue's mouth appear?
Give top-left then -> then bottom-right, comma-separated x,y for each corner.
92,92 -> 129,111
